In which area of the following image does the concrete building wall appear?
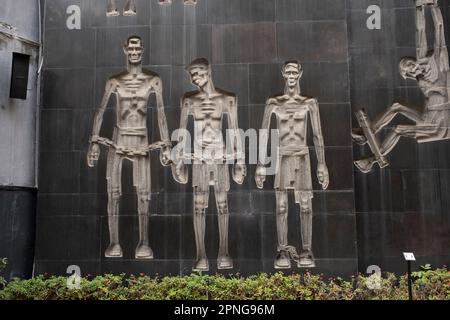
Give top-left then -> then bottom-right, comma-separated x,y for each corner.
0,0 -> 39,187
0,0 -> 40,42
0,0 -> 40,280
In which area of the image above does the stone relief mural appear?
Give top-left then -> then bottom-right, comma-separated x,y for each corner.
255,61 -> 329,269
353,0 -> 450,173
53,0 -> 448,276
106,0 -> 197,16
87,36 -> 172,259
107,0 -> 137,16
171,58 -> 247,271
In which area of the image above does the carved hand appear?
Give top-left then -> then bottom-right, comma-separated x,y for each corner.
160,146 -> 172,166
172,161 -> 188,184
233,163 -> 247,185
317,163 -> 329,190
255,165 -> 266,189
87,143 -> 100,168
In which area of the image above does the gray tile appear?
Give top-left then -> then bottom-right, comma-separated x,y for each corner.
276,0 -> 346,21
44,28 -> 95,68
44,0 -> 89,30
212,23 -> 277,63
172,25 -> 212,66
39,152 -> 81,193
277,21 -> 348,63
42,69 -> 94,109
207,0 -> 275,24
35,216 -> 101,260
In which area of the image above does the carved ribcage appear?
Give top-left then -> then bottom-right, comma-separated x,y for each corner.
278,110 -> 307,140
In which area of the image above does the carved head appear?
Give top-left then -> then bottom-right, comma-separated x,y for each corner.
282,61 -> 303,88
123,35 -> 144,65
186,58 -> 211,89
399,57 -> 420,80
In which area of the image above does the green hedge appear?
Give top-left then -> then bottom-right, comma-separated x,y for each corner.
0,266 -> 448,300
0,258 -> 6,288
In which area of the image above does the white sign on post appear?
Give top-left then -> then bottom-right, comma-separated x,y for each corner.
403,252 -> 416,261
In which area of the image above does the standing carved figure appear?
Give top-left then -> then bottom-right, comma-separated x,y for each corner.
353,0 -> 450,173
172,58 -> 247,271
256,61 -> 329,269
87,36 -> 171,259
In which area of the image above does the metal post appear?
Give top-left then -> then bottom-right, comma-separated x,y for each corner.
407,261 -> 413,300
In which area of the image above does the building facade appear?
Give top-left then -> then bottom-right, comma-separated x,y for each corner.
0,0 -> 449,280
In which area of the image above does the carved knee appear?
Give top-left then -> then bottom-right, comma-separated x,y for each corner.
194,198 -> 206,216
393,125 -> 403,134
391,103 -> 403,112
300,199 -> 311,214
217,200 -> 228,215
108,189 -> 121,201
107,190 -> 121,214
277,199 -> 287,216
137,189 -> 149,203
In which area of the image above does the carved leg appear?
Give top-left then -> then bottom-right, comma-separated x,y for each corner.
106,190 -> 123,258
296,192 -> 315,268
135,191 -> 153,259
352,103 -> 422,146
372,103 -> 423,134
215,191 -> 233,270
135,157 -> 153,259
123,0 -> 137,16
275,191 -> 291,269
105,150 -> 123,258
355,123 -> 428,173
193,191 -> 209,271
106,0 -> 119,16
357,122 -> 436,172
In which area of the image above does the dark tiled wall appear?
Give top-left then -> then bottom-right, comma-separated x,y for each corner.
0,188 -> 36,281
348,0 -> 450,273
36,0 -> 448,278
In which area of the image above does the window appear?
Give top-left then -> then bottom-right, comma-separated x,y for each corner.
10,53 -> 30,100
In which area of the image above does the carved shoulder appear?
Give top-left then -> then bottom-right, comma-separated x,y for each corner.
105,77 -> 119,92
181,91 -> 198,110
306,97 -> 319,108
266,96 -> 280,106
226,94 -> 237,106
183,90 -> 199,101
147,74 -> 163,91
306,97 -> 317,103
143,69 -> 159,78
216,87 -> 236,98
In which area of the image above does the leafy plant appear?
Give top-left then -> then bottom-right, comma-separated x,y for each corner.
0,267 -> 448,300
0,258 -> 7,289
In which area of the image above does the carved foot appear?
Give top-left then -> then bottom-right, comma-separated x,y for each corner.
105,243 -> 123,258
416,0 -> 435,8
354,157 -> 376,173
274,251 -> 292,269
351,128 -> 368,145
217,255 -> 234,270
193,258 -> 209,272
135,244 -> 154,260
298,250 -> 316,268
